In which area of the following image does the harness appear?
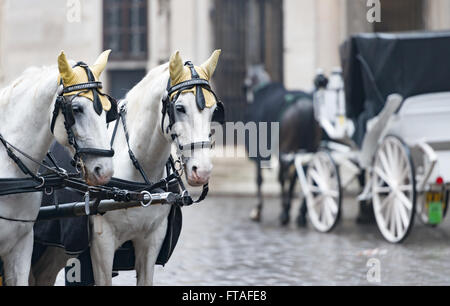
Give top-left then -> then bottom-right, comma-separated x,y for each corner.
159,61 -> 225,203
50,62 -> 117,168
114,100 -> 209,206
161,61 -> 225,157
0,60 -> 224,222
0,62 -> 117,222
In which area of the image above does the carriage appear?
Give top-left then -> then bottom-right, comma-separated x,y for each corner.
295,31 -> 450,243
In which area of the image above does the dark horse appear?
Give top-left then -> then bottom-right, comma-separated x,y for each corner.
244,65 -> 321,226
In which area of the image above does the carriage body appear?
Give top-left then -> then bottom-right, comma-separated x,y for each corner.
388,92 -> 450,184
296,31 -> 450,242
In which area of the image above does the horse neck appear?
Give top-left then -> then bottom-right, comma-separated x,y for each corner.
0,70 -> 58,176
113,72 -> 172,182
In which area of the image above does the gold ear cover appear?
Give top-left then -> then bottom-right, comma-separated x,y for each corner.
57,50 -> 112,111
169,50 -> 222,108
200,49 -> 221,80
58,51 -> 75,86
169,51 -> 185,85
90,49 -> 111,79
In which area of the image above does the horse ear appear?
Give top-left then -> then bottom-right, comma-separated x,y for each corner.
58,51 -> 75,85
201,49 -> 221,80
169,51 -> 184,85
90,49 -> 111,79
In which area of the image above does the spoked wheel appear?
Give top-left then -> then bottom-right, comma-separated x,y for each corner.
372,135 -> 416,243
305,151 -> 342,233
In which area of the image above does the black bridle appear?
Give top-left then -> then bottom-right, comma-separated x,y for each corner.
50,62 -> 118,168
0,61 -> 222,223
161,61 -> 225,159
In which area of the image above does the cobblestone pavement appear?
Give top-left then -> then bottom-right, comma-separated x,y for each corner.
55,194 -> 450,286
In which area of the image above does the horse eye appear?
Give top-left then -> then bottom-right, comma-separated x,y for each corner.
72,105 -> 83,114
175,105 -> 186,114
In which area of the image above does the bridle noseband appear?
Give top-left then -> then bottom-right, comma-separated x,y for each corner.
161,61 -> 225,162
50,62 -> 118,168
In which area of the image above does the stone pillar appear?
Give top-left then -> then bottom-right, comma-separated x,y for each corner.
193,0 -> 214,64
169,0 -> 195,61
423,0 -> 450,30
0,0 -> 4,84
315,0 -> 344,73
283,0 -> 316,90
343,0 -> 374,36
148,0 -> 171,68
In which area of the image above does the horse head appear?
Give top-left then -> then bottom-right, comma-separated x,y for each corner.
243,64 -> 271,104
52,50 -> 114,186
167,50 -> 222,187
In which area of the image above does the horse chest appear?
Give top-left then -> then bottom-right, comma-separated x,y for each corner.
102,205 -> 171,238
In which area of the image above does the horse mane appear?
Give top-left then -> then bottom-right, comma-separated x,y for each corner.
0,65 -> 59,109
125,63 -> 169,111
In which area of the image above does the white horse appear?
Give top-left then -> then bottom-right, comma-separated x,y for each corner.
32,50 -> 222,285
0,51 -> 114,285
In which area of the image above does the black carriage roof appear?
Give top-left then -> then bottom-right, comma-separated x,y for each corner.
340,31 -> 450,145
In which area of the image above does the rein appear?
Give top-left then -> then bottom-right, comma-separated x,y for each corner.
117,101 -> 209,206
0,62 -> 117,222
0,60 -> 222,222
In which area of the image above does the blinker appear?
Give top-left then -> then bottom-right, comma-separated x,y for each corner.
212,101 -> 225,125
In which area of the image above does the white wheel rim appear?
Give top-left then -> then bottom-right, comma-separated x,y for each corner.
372,137 -> 415,243
416,195 -> 429,224
306,152 -> 340,232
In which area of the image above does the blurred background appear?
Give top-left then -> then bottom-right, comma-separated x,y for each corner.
2,0 -> 450,285
1,0 -> 450,122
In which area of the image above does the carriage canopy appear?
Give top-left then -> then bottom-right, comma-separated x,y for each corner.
340,31 -> 450,145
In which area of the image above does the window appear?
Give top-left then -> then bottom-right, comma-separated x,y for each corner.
103,0 -> 148,61
109,69 -> 147,99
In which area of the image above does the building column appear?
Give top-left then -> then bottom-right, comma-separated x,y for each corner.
283,0 -> 316,90
424,0 -> 450,30
0,0 -> 4,84
343,0 -> 374,36
314,0 -> 345,73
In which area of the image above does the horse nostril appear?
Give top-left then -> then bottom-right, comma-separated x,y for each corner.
94,166 -> 102,177
192,166 -> 198,174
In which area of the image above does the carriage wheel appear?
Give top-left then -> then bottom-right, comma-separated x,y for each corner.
372,135 -> 416,243
305,151 -> 342,233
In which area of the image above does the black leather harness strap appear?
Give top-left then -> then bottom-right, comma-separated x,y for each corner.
0,60 -> 217,223
178,141 -> 213,153
0,133 -> 41,182
116,103 -> 151,185
116,100 -> 208,207
62,82 -> 103,94
50,62 -> 116,166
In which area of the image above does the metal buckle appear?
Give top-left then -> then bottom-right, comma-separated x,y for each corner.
58,167 -> 68,179
35,176 -> 45,189
119,100 -> 127,113
140,191 -> 153,207
44,187 -> 54,196
84,191 -> 90,215
174,158 -> 184,177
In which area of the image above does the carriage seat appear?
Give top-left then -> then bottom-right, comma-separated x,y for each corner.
359,94 -> 403,169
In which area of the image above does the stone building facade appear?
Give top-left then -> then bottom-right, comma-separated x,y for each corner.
0,0 -> 449,120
